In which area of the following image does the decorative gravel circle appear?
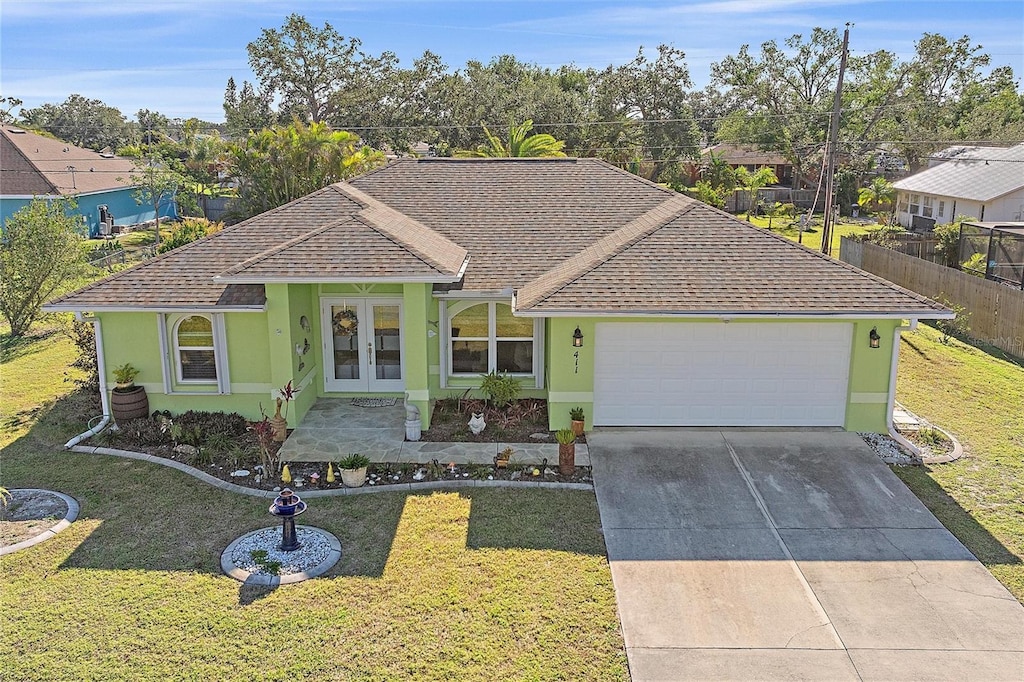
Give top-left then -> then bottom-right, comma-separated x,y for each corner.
221,525 -> 341,585
0,489 -> 79,556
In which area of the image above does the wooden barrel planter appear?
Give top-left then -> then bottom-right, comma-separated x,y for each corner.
111,386 -> 149,423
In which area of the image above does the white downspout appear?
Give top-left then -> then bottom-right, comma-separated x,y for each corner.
886,319 -> 921,457
65,313 -> 112,448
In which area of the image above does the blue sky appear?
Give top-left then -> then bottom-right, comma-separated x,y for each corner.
2,0 -> 1022,123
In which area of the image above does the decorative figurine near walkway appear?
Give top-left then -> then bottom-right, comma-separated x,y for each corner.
468,412 -> 486,435
405,400 -> 421,441
269,488 -> 307,551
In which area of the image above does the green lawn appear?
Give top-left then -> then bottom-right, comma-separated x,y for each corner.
740,214 -> 877,253
0,330 -> 627,681
895,325 -> 1024,600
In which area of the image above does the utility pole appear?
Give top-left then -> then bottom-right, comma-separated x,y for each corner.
821,24 -> 851,256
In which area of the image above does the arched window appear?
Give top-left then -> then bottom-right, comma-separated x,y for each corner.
449,302 -> 534,376
174,315 -> 217,382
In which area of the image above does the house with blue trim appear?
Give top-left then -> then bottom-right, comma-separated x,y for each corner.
1,126 -> 177,236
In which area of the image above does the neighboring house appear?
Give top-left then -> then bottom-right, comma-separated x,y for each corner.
44,158 -> 950,434
892,143 -> 1024,230
0,126 -> 177,236
701,143 -> 795,186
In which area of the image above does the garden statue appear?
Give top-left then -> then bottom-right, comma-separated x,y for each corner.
468,412 -> 486,435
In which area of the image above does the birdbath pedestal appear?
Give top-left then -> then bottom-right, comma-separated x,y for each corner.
268,488 -> 307,551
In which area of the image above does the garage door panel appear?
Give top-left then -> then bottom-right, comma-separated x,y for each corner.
594,323 -> 851,427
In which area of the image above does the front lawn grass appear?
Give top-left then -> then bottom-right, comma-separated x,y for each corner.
740,214 -> 876,253
895,324 -> 1024,601
0,329 -> 627,681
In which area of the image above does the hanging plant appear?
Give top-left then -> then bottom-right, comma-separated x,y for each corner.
332,309 -> 358,336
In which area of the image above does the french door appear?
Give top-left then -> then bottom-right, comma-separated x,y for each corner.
320,298 -> 404,392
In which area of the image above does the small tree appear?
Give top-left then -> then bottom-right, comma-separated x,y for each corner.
0,198 -> 85,337
125,153 -> 186,248
934,215 -> 976,268
858,176 -> 896,215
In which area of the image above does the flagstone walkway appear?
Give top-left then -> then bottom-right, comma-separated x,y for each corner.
278,398 -> 589,466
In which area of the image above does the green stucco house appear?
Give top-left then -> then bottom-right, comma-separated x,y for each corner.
45,158 -> 950,435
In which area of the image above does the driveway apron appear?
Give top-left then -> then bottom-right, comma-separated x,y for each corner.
589,428 -> 1024,681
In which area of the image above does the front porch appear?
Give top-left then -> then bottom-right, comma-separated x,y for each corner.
278,398 -> 590,466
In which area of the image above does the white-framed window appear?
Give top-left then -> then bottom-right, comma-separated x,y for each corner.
909,194 -> 920,214
448,301 -> 536,376
898,194 -> 909,213
922,196 -> 933,218
173,315 -> 218,383
938,200 -> 945,218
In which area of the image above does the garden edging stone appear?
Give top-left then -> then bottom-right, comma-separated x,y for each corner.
0,489 -> 81,556
69,445 -> 593,495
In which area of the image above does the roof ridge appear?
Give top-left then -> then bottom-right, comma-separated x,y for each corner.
331,182 -> 468,277
516,194 -> 695,310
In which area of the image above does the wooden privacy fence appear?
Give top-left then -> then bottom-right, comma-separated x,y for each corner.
841,237 -> 1024,358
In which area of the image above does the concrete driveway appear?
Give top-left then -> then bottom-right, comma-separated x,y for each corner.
589,429 -> 1024,681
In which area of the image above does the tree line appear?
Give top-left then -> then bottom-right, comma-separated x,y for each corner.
5,14 -> 1023,208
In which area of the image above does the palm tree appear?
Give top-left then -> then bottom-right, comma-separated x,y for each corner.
858,176 -> 897,216
734,166 -> 779,221
456,120 -> 566,158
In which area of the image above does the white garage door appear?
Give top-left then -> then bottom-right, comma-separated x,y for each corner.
593,322 -> 852,427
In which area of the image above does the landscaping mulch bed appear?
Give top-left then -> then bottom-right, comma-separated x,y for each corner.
89,406 -> 592,491
421,397 -> 587,444
0,489 -> 69,545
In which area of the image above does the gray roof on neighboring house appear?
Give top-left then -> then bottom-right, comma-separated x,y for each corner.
0,127 -> 139,196
46,157 -> 949,319
893,143 -> 1024,202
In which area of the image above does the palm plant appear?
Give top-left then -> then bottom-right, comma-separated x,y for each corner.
456,119 -> 566,158
734,166 -> 779,221
858,176 -> 897,215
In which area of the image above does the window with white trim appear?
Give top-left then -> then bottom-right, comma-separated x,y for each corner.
938,200 -> 945,218
922,196 -> 933,218
173,315 -> 218,382
909,194 -> 920,214
449,302 -> 535,375
898,194 -> 909,213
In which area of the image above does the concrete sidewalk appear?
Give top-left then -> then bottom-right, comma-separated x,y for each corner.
589,428 -> 1024,681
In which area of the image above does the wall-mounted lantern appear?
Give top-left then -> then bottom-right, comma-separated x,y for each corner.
572,326 -> 584,348
869,327 -> 881,349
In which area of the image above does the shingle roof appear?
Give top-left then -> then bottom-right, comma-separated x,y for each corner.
1,127 -> 138,196
514,200 -> 949,316
46,157 -> 949,318
892,143 -> 1024,202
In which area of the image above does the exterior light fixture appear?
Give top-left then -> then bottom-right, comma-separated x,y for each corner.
572,326 -> 584,348
869,327 -> 881,349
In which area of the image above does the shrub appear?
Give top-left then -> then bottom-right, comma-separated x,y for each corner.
569,407 -> 585,421
156,218 -> 222,254
117,418 -> 169,446
960,253 -> 986,277
175,410 -> 250,438
934,296 -> 971,344
479,371 -> 521,408
917,427 -> 949,448
556,428 -> 576,445
112,363 -> 139,385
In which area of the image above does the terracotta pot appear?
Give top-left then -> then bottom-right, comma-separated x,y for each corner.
111,386 -> 149,423
571,419 -> 585,437
340,466 -> 367,488
271,399 -> 287,442
558,442 -> 575,476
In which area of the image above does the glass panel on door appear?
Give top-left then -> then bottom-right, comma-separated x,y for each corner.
331,304 -> 361,380
372,304 -> 402,381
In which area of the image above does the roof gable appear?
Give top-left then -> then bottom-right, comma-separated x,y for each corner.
515,202 -> 948,317
0,127 -> 138,196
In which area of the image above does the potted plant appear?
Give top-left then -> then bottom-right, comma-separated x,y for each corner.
495,446 -> 514,469
110,363 -> 149,423
556,428 -> 576,476
338,453 -> 370,488
569,407 -> 586,437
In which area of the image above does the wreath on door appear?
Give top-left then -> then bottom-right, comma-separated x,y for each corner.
332,309 -> 358,336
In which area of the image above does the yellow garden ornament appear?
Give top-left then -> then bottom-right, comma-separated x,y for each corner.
326,463 -> 335,483
281,464 -> 292,483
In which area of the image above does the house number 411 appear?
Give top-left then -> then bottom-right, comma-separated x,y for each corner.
574,350 -> 579,374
